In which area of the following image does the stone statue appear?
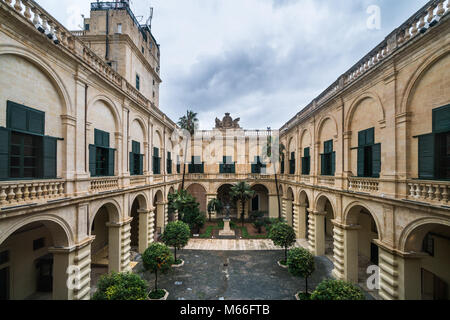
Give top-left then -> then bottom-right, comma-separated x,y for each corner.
215,113 -> 241,129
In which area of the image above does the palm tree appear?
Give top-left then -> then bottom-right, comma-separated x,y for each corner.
262,128 -> 286,220
177,110 -> 199,190
230,182 -> 255,227
207,198 -> 223,222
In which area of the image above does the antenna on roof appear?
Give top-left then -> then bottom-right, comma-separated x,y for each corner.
146,7 -> 154,29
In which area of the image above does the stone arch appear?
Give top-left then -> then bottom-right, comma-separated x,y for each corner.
153,189 -> 165,238
154,129 -> 163,148
316,114 -> 338,141
298,189 -> 312,205
89,200 -> 122,232
285,187 -> 295,227
344,201 -> 382,240
130,192 -> 149,212
344,92 -> 385,132
130,114 -> 149,140
399,217 -> 450,252
186,183 -> 207,213
315,193 -> 336,217
300,128 -> 312,149
401,45 -> 450,114
87,95 -> 121,133
249,181 -> 275,195
0,214 -> 73,248
0,45 -> 72,115
250,183 -> 270,214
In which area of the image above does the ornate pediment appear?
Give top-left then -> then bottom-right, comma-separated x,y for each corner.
215,113 -> 241,129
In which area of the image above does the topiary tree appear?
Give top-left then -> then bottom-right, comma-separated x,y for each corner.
310,279 -> 365,300
161,221 -> 190,264
287,247 -> 315,296
269,222 -> 296,264
142,243 -> 174,298
93,272 -> 148,300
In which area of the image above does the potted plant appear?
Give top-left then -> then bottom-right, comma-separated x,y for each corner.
287,247 -> 315,300
92,272 -> 148,300
161,221 -> 191,267
310,279 -> 365,300
142,243 -> 174,300
268,222 -> 296,267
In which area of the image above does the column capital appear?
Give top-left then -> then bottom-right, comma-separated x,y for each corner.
106,217 -> 132,228
331,219 -> 361,230
308,209 -> 326,216
137,209 -> 151,214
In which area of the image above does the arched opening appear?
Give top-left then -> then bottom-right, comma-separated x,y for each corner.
217,184 -> 236,218
403,223 -> 450,300
130,194 -> 147,254
316,195 -> 335,258
250,184 -> 269,216
186,183 -> 207,213
286,188 -> 294,227
90,203 -> 120,286
346,205 -> 380,297
153,190 -> 164,241
298,191 -> 310,239
0,220 -> 69,300
168,187 -> 176,222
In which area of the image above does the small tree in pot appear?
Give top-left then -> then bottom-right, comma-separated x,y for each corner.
142,243 -> 174,299
269,222 -> 296,265
287,247 -> 315,299
161,221 -> 190,265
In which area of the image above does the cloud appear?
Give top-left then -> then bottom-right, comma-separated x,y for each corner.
35,0 -> 430,129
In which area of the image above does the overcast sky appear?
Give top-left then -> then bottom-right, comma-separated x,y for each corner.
36,0 -> 429,129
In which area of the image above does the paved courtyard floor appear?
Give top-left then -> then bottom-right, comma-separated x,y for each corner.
134,249 -> 334,300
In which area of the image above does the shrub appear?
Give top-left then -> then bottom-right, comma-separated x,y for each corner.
269,222 -> 296,263
287,247 -> 315,294
93,272 -> 148,300
142,243 -> 174,292
253,220 -> 265,234
161,221 -> 191,263
310,279 -> 365,300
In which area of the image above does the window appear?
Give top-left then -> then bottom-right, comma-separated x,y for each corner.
251,156 -> 266,174
117,23 -> 122,34
136,74 -> 140,91
0,101 -> 58,180
0,251 -> 9,265
280,153 -> 285,174
289,152 -> 296,175
357,128 -> 381,178
167,152 -> 172,174
422,233 -> 434,256
301,147 -> 311,175
176,155 -> 181,174
320,140 -> 335,176
129,141 -> 143,176
189,156 -> 204,174
85,24 -> 90,31
153,147 -> 161,174
141,46 -> 145,54
89,129 -> 115,177
220,156 -> 235,174
153,79 -> 155,86
418,105 -> 450,180
33,238 -> 45,251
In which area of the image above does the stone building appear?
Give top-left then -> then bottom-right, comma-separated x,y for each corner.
0,0 -> 449,301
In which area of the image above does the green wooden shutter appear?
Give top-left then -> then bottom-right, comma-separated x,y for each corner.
357,147 -> 365,177
432,105 -> 450,133
358,130 -> 366,147
129,152 -> 134,175
7,102 -> 27,131
42,136 -> 57,178
418,134 -> 435,179
331,152 -> 336,176
139,154 -> 144,175
107,149 -> 115,176
0,127 -> 10,179
320,154 -> 325,175
28,109 -> 45,135
89,145 -> 96,177
372,143 -> 381,178
366,128 -> 375,145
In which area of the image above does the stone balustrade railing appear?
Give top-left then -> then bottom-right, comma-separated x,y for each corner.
0,179 -> 66,207
348,177 -> 380,193
130,175 -> 146,186
280,0 -> 449,134
407,180 -> 449,206
90,177 -> 119,193
300,175 -> 311,184
318,176 -> 335,187
0,0 -> 175,128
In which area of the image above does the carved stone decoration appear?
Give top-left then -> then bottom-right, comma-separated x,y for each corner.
215,113 -> 241,129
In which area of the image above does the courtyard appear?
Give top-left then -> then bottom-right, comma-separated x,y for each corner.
130,242 -> 376,300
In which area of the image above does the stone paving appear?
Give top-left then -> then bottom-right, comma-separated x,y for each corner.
183,238 -> 309,251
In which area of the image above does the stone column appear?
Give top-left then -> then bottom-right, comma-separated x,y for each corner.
281,197 -> 287,221
106,217 -> 132,273
137,209 -> 151,253
297,203 -> 308,239
268,193 -> 280,219
148,207 -> 156,243
48,237 -> 93,300
164,201 -> 169,229
331,221 -> 360,283
293,203 -> 300,238
308,209 -> 326,256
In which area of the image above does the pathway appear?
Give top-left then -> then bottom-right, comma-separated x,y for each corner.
183,238 -> 309,251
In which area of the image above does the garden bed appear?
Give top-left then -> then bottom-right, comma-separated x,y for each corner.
196,220 -> 269,239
